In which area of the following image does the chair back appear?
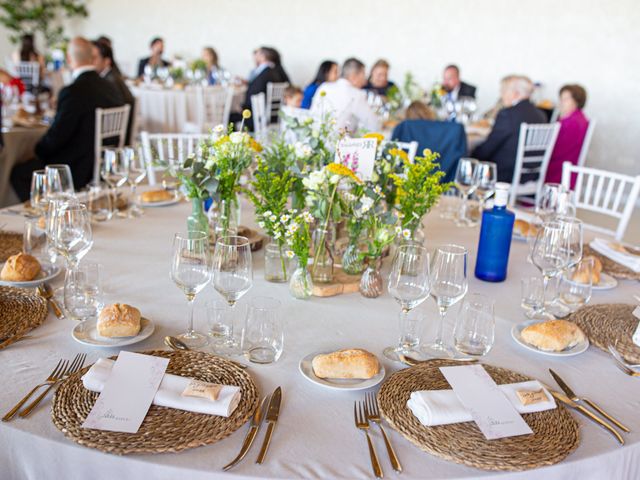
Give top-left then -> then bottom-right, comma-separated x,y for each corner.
251,92 -> 268,142
140,131 -> 209,185
16,61 -> 40,91
381,140 -> 419,163
266,82 -> 289,122
561,162 -> 640,241
197,86 -> 233,131
508,122 -> 560,207
577,119 -> 596,167
94,105 -> 131,183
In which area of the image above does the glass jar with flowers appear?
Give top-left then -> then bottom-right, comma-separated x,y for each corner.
358,210 -> 398,298
284,211 -> 314,299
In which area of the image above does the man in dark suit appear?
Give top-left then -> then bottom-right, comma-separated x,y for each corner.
10,37 -> 124,201
442,64 -> 476,100
472,75 -> 547,183
137,37 -> 170,79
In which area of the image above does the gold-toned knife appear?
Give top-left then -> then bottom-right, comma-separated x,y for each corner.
547,388 -> 624,445
223,394 -> 270,471
256,386 -> 282,464
549,369 -> 630,433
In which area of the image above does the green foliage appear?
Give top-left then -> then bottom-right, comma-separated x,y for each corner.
190,59 -> 207,72
284,211 -> 313,268
0,0 -> 88,45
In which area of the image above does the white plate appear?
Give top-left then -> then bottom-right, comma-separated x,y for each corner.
298,350 -> 386,391
72,317 -> 155,348
138,192 -> 181,207
0,262 -> 61,288
592,272 -> 618,290
511,320 -> 589,357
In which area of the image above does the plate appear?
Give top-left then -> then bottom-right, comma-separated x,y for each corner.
592,272 -> 618,290
72,317 -> 155,348
298,350 -> 386,391
511,320 -> 589,357
0,262 -> 61,288
138,192 -> 181,207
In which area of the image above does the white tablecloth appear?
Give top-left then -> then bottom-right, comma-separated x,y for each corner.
1,198 -> 639,480
131,85 -> 245,133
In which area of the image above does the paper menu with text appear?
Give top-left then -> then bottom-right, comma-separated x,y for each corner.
82,351 -> 169,433
334,137 -> 377,181
440,364 -> 533,440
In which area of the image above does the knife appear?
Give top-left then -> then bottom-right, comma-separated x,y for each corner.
547,387 -> 625,445
549,369 -> 630,433
223,394 -> 270,471
256,386 -> 282,464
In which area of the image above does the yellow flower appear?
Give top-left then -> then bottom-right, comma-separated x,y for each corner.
422,148 -> 432,157
364,132 -> 384,144
216,135 -> 230,145
242,109 -> 252,119
250,138 -> 263,153
319,90 -> 326,97
389,148 -> 408,162
326,163 -> 362,184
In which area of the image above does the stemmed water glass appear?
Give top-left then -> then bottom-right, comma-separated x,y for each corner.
123,146 -> 147,217
170,232 -> 211,348
29,169 -> 48,215
454,158 -> 478,227
45,165 -> 75,197
549,217 -> 583,315
473,161 -> 497,213
536,183 -> 575,223
101,148 -> 129,218
384,244 -> 431,361
422,244 -> 468,358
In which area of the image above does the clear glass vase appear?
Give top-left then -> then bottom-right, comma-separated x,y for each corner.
211,197 -> 240,239
289,266 -> 313,299
264,242 -> 292,283
311,225 -> 335,283
187,198 -> 209,236
341,241 -> 365,275
359,257 -> 383,298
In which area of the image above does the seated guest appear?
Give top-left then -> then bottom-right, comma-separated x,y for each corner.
311,57 -> 381,133
472,75 -> 546,183
10,37 -> 124,200
405,100 -> 436,121
302,60 -> 338,109
442,64 -> 476,100
481,74 -> 515,123
93,40 -> 135,143
95,36 -> 121,76
137,37 -> 170,78
11,34 -> 45,69
283,86 -> 303,108
202,47 -> 224,85
363,59 -> 395,96
545,84 -> 589,184
263,47 -> 289,83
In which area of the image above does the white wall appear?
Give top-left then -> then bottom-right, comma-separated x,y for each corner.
1,0 -> 639,176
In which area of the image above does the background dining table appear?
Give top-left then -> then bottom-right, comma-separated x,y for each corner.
0,196 -> 638,480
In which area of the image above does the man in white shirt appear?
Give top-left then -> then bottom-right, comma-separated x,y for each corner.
311,58 -> 381,133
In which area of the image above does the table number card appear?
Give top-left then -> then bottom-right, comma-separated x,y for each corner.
440,364 -> 533,440
335,137 -> 377,181
82,351 -> 169,433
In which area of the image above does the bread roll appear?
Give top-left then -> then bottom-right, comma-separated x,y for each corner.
572,257 -> 601,285
97,303 -> 141,337
141,190 -> 174,203
1,253 -> 41,281
521,320 -> 586,352
312,349 -> 380,379
513,219 -> 530,237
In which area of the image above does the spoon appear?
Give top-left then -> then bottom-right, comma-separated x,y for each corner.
164,336 -> 248,370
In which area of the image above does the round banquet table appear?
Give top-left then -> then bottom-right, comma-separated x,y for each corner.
0,197 -> 639,480
131,85 -> 246,133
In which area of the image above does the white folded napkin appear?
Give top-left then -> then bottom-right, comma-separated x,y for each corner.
590,238 -> 640,273
82,358 -> 241,417
407,380 -> 556,427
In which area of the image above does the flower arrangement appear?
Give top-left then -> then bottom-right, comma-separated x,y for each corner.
280,108 -> 338,171
391,149 -> 451,237
430,82 -> 447,108
284,211 -> 313,269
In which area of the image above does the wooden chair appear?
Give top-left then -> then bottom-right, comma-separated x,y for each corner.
140,132 -> 209,185
94,105 -> 131,183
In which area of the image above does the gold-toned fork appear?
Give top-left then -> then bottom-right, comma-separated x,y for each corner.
37,283 -> 64,319
354,401 -> 383,478
2,358 -> 68,421
19,353 -> 87,417
365,392 -> 402,473
609,350 -> 640,378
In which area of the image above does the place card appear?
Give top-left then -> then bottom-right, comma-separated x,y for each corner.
82,351 -> 169,433
335,137 -> 377,181
440,364 -> 533,440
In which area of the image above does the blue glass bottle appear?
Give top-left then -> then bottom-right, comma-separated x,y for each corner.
474,183 -> 515,282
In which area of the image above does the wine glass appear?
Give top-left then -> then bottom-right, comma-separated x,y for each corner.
422,244 -> 468,358
473,161 -> 497,213
453,293 -> 495,358
530,221 -> 570,319
53,202 -> 93,269
536,183 -> 574,223
124,146 -> 147,217
548,216 -> 583,316
170,232 -> 211,348
212,236 -> 253,308
30,169 -> 48,215
45,165 -> 75,197
384,244 -> 431,361
454,158 -> 478,227
101,148 -> 129,218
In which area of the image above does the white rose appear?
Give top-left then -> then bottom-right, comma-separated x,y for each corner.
229,132 -> 244,144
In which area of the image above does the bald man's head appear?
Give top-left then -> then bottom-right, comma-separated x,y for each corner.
67,37 -> 94,69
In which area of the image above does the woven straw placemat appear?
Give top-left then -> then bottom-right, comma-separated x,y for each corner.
569,303 -> 640,363
0,286 -> 47,349
52,350 -> 259,455
378,360 -> 579,472
584,245 -> 640,281
0,232 -> 23,262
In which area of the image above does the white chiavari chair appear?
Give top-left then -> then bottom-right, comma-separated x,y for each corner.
16,61 -> 40,91
195,86 -> 233,132
381,140 -> 419,163
561,162 -> 640,241
577,119 -> 596,167
251,92 -> 268,142
508,122 -> 560,207
94,105 -> 131,183
266,82 -> 289,123
140,132 -> 209,185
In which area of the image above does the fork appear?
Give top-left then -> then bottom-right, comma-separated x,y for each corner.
19,353 -> 87,417
37,283 -> 64,319
608,344 -> 640,369
608,351 -> 640,378
354,401 -> 383,478
365,393 -> 402,473
2,359 -> 68,421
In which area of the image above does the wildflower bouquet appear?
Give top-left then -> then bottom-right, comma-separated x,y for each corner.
280,107 -> 338,171
430,82 -> 447,108
284,211 -> 314,269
